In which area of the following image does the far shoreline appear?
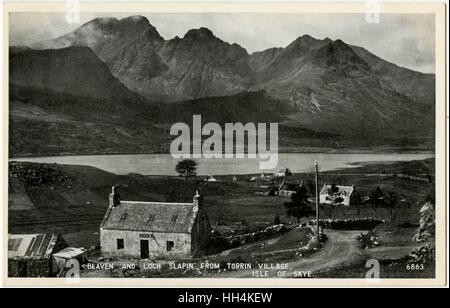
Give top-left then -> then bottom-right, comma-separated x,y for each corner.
8,147 -> 436,160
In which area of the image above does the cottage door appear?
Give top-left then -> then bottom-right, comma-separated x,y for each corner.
140,240 -> 149,259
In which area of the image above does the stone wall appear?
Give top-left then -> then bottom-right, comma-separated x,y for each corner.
100,228 -> 191,259
8,258 -> 51,277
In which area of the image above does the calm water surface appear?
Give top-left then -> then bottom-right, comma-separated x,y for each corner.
10,153 -> 434,176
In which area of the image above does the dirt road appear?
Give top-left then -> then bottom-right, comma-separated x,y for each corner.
285,230 -> 365,277
219,230 -> 365,278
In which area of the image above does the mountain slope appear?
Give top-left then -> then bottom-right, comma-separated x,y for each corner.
248,38 -> 434,139
34,16 -> 434,110
10,46 -> 144,100
9,45 -> 164,156
350,45 -> 435,105
35,16 -> 252,102
11,16 -> 435,153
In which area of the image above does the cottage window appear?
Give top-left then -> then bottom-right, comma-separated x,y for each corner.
117,239 -> 124,249
166,241 -> 174,251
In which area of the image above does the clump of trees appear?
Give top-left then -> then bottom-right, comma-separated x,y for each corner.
273,214 -> 281,225
326,184 -> 344,219
384,191 -> 399,221
368,186 -> 384,218
284,185 -> 312,223
175,159 -> 198,180
367,186 -> 399,221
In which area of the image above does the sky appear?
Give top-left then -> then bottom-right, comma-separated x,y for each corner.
9,12 -> 435,73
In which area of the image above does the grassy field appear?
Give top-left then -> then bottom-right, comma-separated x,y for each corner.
8,158 -> 434,268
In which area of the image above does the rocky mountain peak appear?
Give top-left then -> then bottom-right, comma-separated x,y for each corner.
77,15 -> 162,41
312,39 -> 370,70
183,27 -> 216,42
284,34 -> 327,55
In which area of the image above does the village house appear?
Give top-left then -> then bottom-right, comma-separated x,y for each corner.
100,187 -> 211,259
8,233 -> 69,277
277,180 -> 302,197
274,168 -> 292,177
319,183 -> 357,206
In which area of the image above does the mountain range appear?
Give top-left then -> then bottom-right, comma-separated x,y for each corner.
9,15 -> 435,156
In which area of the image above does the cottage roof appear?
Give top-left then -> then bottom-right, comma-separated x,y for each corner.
101,201 -> 198,233
8,234 -> 61,259
320,184 -> 354,196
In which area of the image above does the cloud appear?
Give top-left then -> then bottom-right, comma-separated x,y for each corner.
9,12 -> 435,73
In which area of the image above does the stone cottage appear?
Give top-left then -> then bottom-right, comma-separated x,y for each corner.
277,180 -> 302,197
100,187 -> 211,259
8,233 -> 69,277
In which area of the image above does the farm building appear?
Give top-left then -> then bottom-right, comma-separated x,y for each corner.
52,247 -> 88,276
277,180 -> 302,197
274,168 -> 292,177
319,183 -> 358,206
100,187 -> 211,259
8,233 -> 69,277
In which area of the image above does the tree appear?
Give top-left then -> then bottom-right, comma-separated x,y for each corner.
368,186 -> 384,218
284,185 -> 311,223
425,186 -> 435,204
175,159 -> 198,180
352,192 -> 362,217
328,196 -> 344,219
273,214 -> 281,225
384,191 -> 398,221
325,184 -> 342,219
327,184 -> 340,195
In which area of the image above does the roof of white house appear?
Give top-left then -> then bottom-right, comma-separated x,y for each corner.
101,201 -> 198,233
320,184 -> 354,196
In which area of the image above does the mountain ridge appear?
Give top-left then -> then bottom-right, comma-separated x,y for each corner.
30,15 -> 434,104
9,15 -> 435,155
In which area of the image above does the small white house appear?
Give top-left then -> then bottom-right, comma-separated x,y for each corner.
274,168 -> 292,177
206,175 -> 217,182
319,183 -> 356,206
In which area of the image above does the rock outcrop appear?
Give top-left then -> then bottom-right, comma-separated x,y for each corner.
412,202 -> 435,243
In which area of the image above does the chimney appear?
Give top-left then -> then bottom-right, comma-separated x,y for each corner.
109,186 -> 120,208
193,190 -> 203,211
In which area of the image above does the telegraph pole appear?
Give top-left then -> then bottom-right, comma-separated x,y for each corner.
315,160 -> 320,241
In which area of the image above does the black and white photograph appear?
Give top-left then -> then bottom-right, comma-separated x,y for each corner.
1,1 -> 447,287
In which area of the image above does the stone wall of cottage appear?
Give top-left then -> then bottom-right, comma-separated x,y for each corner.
100,228 -> 192,259
8,258 -> 52,277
